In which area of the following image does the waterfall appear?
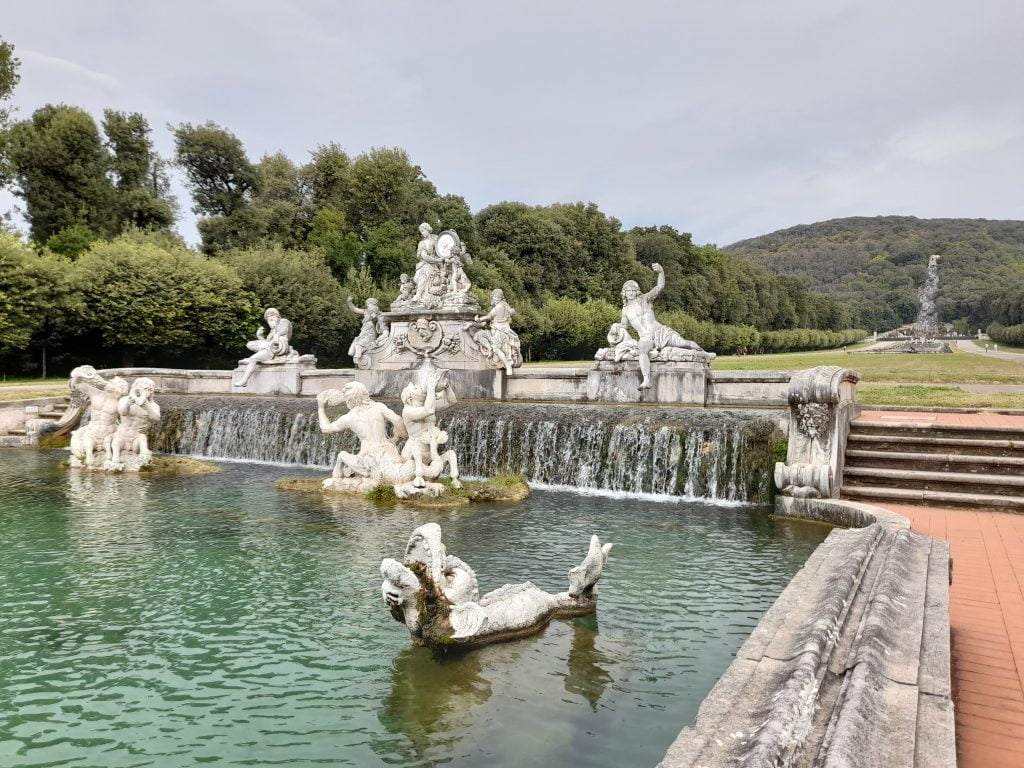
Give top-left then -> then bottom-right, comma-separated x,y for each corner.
151,396 -> 780,503
913,255 -> 941,338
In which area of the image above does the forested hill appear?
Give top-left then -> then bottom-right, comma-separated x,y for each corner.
724,217 -> 1024,332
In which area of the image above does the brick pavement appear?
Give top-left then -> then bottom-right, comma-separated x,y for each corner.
878,502 -> 1024,768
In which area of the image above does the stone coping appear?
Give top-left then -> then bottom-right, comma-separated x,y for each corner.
659,495 -> 955,768
708,369 -> 794,382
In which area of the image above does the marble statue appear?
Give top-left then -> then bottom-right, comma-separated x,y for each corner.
594,322 -> 640,363
380,523 -> 613,649
104,377 -> 160,471
235,308 -> 310,387
619,263 -> 705,389
390,273 -> 415,310
409,224 -> 478,311
317,375 -> 460,497
347,296 -> 390,368
68,365 -> 130,467
465,289 -> 522,375
400,370 -> 461,492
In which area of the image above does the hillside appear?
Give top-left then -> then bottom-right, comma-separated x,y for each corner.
724,217 -> 1024,332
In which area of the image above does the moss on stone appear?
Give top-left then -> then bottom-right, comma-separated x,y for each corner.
275,477 -> 324,493
137,455 -> 221,476
366,482 -> 397,503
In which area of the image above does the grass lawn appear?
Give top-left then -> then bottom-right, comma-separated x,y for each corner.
0,387 -> 67,402
0,376 -> 67,385
989,343 -> 1024,355
858,384 -> 1024,410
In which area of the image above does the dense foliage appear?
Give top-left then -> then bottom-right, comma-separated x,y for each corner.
988,323 -> 1024,347
726,216 -> 1024,332
0,34 -> 878,374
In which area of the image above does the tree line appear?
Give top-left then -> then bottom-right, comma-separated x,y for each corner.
0,38 -> 864,376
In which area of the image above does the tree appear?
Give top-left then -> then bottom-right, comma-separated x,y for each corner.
173,121 -> 258,218
102,110 -> 175,230
70,231 -> 258,366
222,244 -> 357,365
0,231 -> 74,353
346,147 -> 438,229
0,37 -> 21,185
306,207 -> 360,279
6,105 -> 118,242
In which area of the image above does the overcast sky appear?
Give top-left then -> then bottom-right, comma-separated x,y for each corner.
2,0 -> 1023,245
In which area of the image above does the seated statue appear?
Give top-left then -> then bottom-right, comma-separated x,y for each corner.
68,365 -> 130,467
103,377 -> 161,471
619,263 -> 706,389
347,296 -> 389,368
390,273 -> 415,310
465,289 -> 522,375
235,308 -> 304,387
381,523 -> 613,649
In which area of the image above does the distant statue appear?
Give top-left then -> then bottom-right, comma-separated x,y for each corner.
466,289 -> 522,374
619,263 -> 704,388
68,365 -> 130,467
390,273 -> 415,310
381,523 -> 613,650
236,308 -> 299,387
347,296 -> 389,368
317,376 -> 461,497
412,223 -> 446,307
103,377 -> 161,471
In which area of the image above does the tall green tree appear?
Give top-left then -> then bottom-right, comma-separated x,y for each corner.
102,110 -> 176,230
6,105 -> 117,243
0,231 -> 74,353
0,37 -> 21,186
173,121 -> 258,218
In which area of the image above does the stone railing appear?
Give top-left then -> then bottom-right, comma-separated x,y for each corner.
660,496 -> 954,768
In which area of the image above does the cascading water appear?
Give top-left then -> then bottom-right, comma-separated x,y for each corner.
913,254 -> 941,339
151,396 -> 782,503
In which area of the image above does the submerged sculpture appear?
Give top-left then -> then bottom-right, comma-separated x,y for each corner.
380,523 -> 612,649
616,263 -> 706,389
68,366 -> 160,471
235,308 -> 315,388
464,289 -> 522,375
317,369 -> 460,497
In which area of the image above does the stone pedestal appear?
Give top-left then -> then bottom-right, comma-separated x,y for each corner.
356,310 -> 507,400
231,359 -> 317,396
587,359 -> 712,404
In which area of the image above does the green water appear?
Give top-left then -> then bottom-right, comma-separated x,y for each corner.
0,451 -> 828,767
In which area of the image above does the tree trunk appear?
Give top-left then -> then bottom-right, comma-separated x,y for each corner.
41,343 -> 47,379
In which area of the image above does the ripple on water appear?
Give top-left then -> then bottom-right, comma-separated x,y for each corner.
0,451 -> 827,768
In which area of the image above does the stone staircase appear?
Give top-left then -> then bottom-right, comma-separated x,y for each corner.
0,397 -> 72,446
841,418 -> 1024,510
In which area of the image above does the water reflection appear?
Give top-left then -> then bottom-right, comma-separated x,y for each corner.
565,615 -> 615,711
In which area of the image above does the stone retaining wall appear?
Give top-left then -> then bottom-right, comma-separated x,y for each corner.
659,497 -> 955,768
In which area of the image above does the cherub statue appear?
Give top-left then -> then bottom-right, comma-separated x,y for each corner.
68,365 -> 130,467
103,377 -> 160,471
347,296 -> 389,368
391,273 -> 415,310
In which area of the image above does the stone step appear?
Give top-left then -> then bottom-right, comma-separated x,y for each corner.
849,420 -> 1024,444
844,466 -> 1024,497
845,448 -> 1024,475
842,484 -> 1024,510
845,432 -> 1024,457
4,428 -> 28,437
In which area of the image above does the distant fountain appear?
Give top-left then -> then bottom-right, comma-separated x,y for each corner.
912,254 -> 941,339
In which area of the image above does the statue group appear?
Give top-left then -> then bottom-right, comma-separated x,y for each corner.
68,365 -> 161,471
317,366 -> 461,499
234,307 -> 316,391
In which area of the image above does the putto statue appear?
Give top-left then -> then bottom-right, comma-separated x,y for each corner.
380,523 -> 612,649
67,366 -> 161,472
615,263 -> 706,389
464,289 -> 522,375
408,224 -> 478,311
390,273 -> 415,310
235,308 -> 315,388
347,296 -> 390,369
69,365 -> 130,467
317,369 -> 461,498
103,377 -> 160,471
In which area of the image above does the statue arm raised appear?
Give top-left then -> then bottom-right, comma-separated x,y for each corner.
382,404 -> 408,443
346,296 -> 364,316
645,263 -> 665,301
